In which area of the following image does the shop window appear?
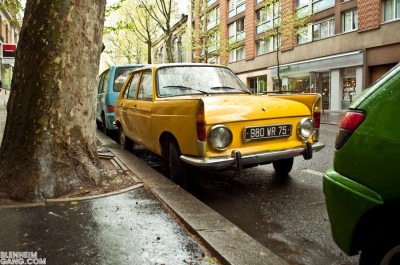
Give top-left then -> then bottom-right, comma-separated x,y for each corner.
249,76 -> 267,94
342,9 -> 358,32
312,18 -> 335,40
256,2 -> 280,34
383,0 -> 400,22
342,68 -> 356,102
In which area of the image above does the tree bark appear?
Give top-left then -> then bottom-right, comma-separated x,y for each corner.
0,0 -> 106,201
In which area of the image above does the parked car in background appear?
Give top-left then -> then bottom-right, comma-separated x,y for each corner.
323,63 -> 400,265
96,64 -> 146,133
114,63 -> 325,188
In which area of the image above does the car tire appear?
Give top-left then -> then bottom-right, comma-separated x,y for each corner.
273,158 -> 294,179
359,232 -> 400,265
169,141 -> 194,190
119,126 -> 133,151
101,113 -> 108,135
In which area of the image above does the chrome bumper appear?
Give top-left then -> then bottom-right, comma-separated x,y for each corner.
180,142 -> 325,171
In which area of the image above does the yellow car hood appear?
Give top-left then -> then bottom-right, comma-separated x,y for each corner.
202,94 -> 311,124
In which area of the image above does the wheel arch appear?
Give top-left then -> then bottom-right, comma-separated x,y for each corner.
159,132 -> 178,159
354,198 -> 400,253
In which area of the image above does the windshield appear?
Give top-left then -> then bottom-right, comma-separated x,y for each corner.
157,66 -> 251,97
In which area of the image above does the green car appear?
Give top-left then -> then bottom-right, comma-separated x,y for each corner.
323,63 -> 400,265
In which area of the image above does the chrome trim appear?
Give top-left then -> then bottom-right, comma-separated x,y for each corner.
180,142 -> 325,170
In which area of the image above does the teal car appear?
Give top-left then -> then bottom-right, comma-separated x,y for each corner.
323,63 -> 400,265
96,64 -> 146,133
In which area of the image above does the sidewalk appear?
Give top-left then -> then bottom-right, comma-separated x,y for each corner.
0,89 -> 287,265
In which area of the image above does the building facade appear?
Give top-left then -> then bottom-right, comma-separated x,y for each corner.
0,1 -> 21,89
193,0 -> 400,110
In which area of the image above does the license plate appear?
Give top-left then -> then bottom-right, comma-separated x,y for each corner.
244,124 -> 292,142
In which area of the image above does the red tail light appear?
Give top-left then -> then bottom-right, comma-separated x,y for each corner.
107,105 -> 115,112
313,112 -> 321,129
335,111 -> 366,149
196,103 -> 206,141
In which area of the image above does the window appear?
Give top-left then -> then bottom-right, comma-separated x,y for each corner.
229,46 -> 245,62
256,35 -> 280,55
256,2 -> 280,34
208,31 -> 220,52
124,73 -> 141,99
228,0 -> 245,18
383,0 -> 400,22
312,18 -> 334,40
207,6 -> 220,30
342,9 -> 358,32
228,18 -> 245,44
297,26 -> 310,44
207,55 -> 220,64
99,70 -> 110,94
207,0 -> 217,6
296,0 -> 335,17
138,71 -> 153,100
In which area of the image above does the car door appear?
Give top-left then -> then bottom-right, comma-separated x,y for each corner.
97,69 -> 110,122
133,70 -> 154,150
117,72 -> 141,140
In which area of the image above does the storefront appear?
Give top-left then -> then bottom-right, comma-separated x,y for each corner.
269,50 -> 364,111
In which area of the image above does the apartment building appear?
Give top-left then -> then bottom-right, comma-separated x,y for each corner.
0,1 -> 21,89
193,0 -> 400,110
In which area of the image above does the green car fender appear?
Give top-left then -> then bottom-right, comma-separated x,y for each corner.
323,168 -> 384,255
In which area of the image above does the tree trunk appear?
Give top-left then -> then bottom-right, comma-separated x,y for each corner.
0,0 -> 106,201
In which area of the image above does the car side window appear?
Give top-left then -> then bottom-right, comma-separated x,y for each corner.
100,70 -> 110,94
138,71 -> 153,101
125,73 -> 140,99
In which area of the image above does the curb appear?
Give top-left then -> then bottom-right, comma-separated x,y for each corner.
96,131 -> 289,265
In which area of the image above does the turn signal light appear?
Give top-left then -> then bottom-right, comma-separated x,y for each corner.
335,111 -> 365,149
196,103 -> 206,141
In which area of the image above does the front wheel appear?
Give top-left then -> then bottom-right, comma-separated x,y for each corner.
272,158 -> 294,180
169,141 -> 194,190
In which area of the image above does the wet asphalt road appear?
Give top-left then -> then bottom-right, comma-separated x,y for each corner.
126,124 -> 360,265
0,188 -> 213,265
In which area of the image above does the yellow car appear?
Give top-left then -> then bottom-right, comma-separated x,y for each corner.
114,63 -> 325,188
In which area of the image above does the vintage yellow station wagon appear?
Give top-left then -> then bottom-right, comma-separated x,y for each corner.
114,63 -> 325,188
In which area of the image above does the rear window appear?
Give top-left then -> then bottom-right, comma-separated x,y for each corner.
114,67 -> 135,92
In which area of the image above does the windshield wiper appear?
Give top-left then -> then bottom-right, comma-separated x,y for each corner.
163,85 -> 209,96
210,86 -> 236,90
210,86 -> 252,94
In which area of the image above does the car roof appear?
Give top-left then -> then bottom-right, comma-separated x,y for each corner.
130,63 -> 227,72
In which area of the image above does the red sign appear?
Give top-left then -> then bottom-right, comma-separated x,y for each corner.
2,44 -> 17,58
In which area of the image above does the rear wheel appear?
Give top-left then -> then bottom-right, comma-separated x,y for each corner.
101,113 -> 108,134
169,141 -> 194,190
119,126 -> 133,151
360,232 -> 400,265
273,158 -> 294,180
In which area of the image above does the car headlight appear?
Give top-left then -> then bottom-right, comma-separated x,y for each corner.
208,125 -> 233,151
297,118 -> 315,140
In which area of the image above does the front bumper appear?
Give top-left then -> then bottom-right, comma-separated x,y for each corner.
323,168 -> 383,255
181,141 -> 325,170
